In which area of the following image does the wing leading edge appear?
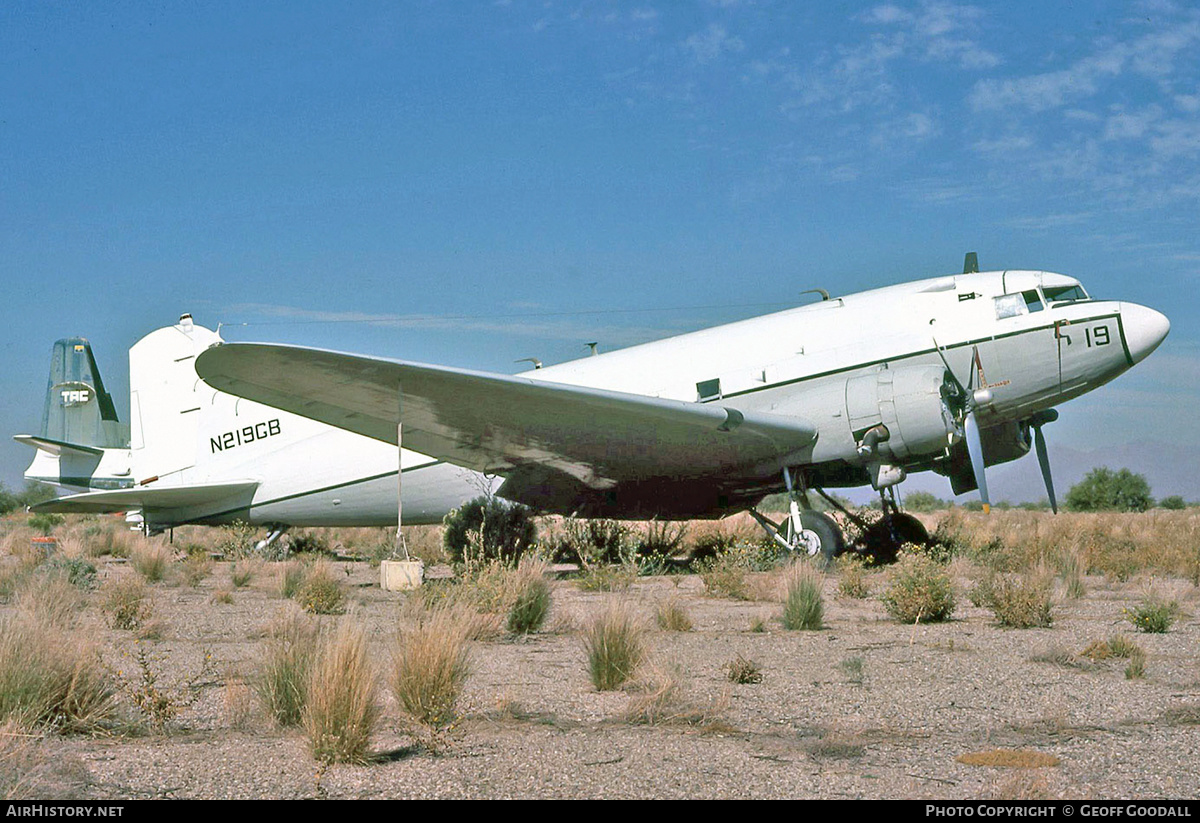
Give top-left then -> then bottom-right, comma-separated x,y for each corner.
195,343 -> 818,517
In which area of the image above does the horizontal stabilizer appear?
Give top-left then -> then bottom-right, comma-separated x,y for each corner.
13,434 -> 105,457
195,343 -> 818,491
30,480 -> 260,515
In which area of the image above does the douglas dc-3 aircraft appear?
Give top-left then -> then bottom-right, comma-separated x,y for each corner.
24,256 -> 1169,562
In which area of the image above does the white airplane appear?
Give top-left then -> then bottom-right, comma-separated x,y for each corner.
192,256 -> 1168,561
26,257 -> 1170,562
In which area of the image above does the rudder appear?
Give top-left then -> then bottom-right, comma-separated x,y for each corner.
41,338 -> 129,448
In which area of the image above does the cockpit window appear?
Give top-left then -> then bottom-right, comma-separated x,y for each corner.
1043,285 -> 1088,303
994,290 -> 1043,319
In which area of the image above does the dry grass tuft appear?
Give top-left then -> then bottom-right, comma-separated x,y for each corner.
582,600 -> 646,691
277,560 -> 306,600
504,559 -> 553,634
303,619 -> 379,765
100,576 -> 154,632
230,559 -> 263,589
0,721 -> 92,800
781,562 -> 824,630
971,571 -> 1055,628
655,598 -> 693,632
180,554 -> 213,588
0,613 -> 116,732
14,574 -> 85,631
957,749 -> 1061,769
623,661 -> 728,728
222,672 -> 256,732
724,654 -> 763,684
256,609 -> 320,727
836,556 -> 872,599
391,605 -> 474,730
130,542 -> 172,583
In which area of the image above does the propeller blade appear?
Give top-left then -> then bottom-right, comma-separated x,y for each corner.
964,411 -> 990,513
1033,424 -> 1058,514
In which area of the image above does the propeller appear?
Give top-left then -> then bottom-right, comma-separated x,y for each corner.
1028,409 -> 1059,513
934,341 -> 993,513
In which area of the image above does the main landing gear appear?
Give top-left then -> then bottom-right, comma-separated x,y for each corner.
748,469 -> 930,566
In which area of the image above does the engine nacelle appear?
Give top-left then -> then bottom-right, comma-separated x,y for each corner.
935,419 -> 1034,495
845,365 -> 958,461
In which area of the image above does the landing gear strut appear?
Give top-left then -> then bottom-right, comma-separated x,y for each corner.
748,468 -> 846,565
748,473 -> 931,567
255,523 -> 290,556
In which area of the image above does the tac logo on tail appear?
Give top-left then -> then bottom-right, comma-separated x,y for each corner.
54,381 -> 94,407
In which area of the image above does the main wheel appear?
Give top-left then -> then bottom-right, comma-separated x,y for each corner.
791,510 -> 845,566
860,512 -> 930,565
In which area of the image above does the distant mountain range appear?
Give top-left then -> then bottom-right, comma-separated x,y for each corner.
845,440 -> 1198,506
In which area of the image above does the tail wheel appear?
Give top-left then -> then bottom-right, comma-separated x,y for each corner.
792,510 -> 845,565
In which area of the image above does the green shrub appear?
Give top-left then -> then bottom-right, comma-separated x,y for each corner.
636,521 -> 689,558
905,491 -> 947,512
40,555 -> 96,590
1066,467 -> 1153,512
216,521 -> 257,560
442,496 -> 537,566
27,513 -> 64,536
294,563 -> 345,615
836,556 -> 871,598
881,556 -> 956,623
557,518 -> 631,566
1124,595 -> 1179,633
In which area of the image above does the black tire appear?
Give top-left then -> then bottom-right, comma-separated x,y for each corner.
889,512 -> 930,547
798,510 -> 845,566
861,512 -> 930,565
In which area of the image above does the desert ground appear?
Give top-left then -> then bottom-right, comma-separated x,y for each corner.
2,509 -> 1198,800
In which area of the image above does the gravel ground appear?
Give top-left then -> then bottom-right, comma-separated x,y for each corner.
14,557 -> 1200,800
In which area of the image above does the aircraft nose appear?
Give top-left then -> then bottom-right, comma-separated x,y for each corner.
1121,303 -> 1170,364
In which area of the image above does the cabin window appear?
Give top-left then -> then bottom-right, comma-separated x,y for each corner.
696,378 -> 722,402
994,293 -> 1026,319
994,290 -> 1043,319
1043,284 -> 1088,304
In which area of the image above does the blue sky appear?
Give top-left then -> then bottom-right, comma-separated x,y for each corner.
1,1 -> 1197,494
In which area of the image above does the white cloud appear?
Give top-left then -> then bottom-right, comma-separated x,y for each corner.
1103,105 -> 1163,141
969,17 -> 1200,113
860,1 -> 1000,70
872,111 -> 939,147
683,23 -> 745,64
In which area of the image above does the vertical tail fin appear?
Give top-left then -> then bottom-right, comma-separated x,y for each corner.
41,338 -> 129,448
